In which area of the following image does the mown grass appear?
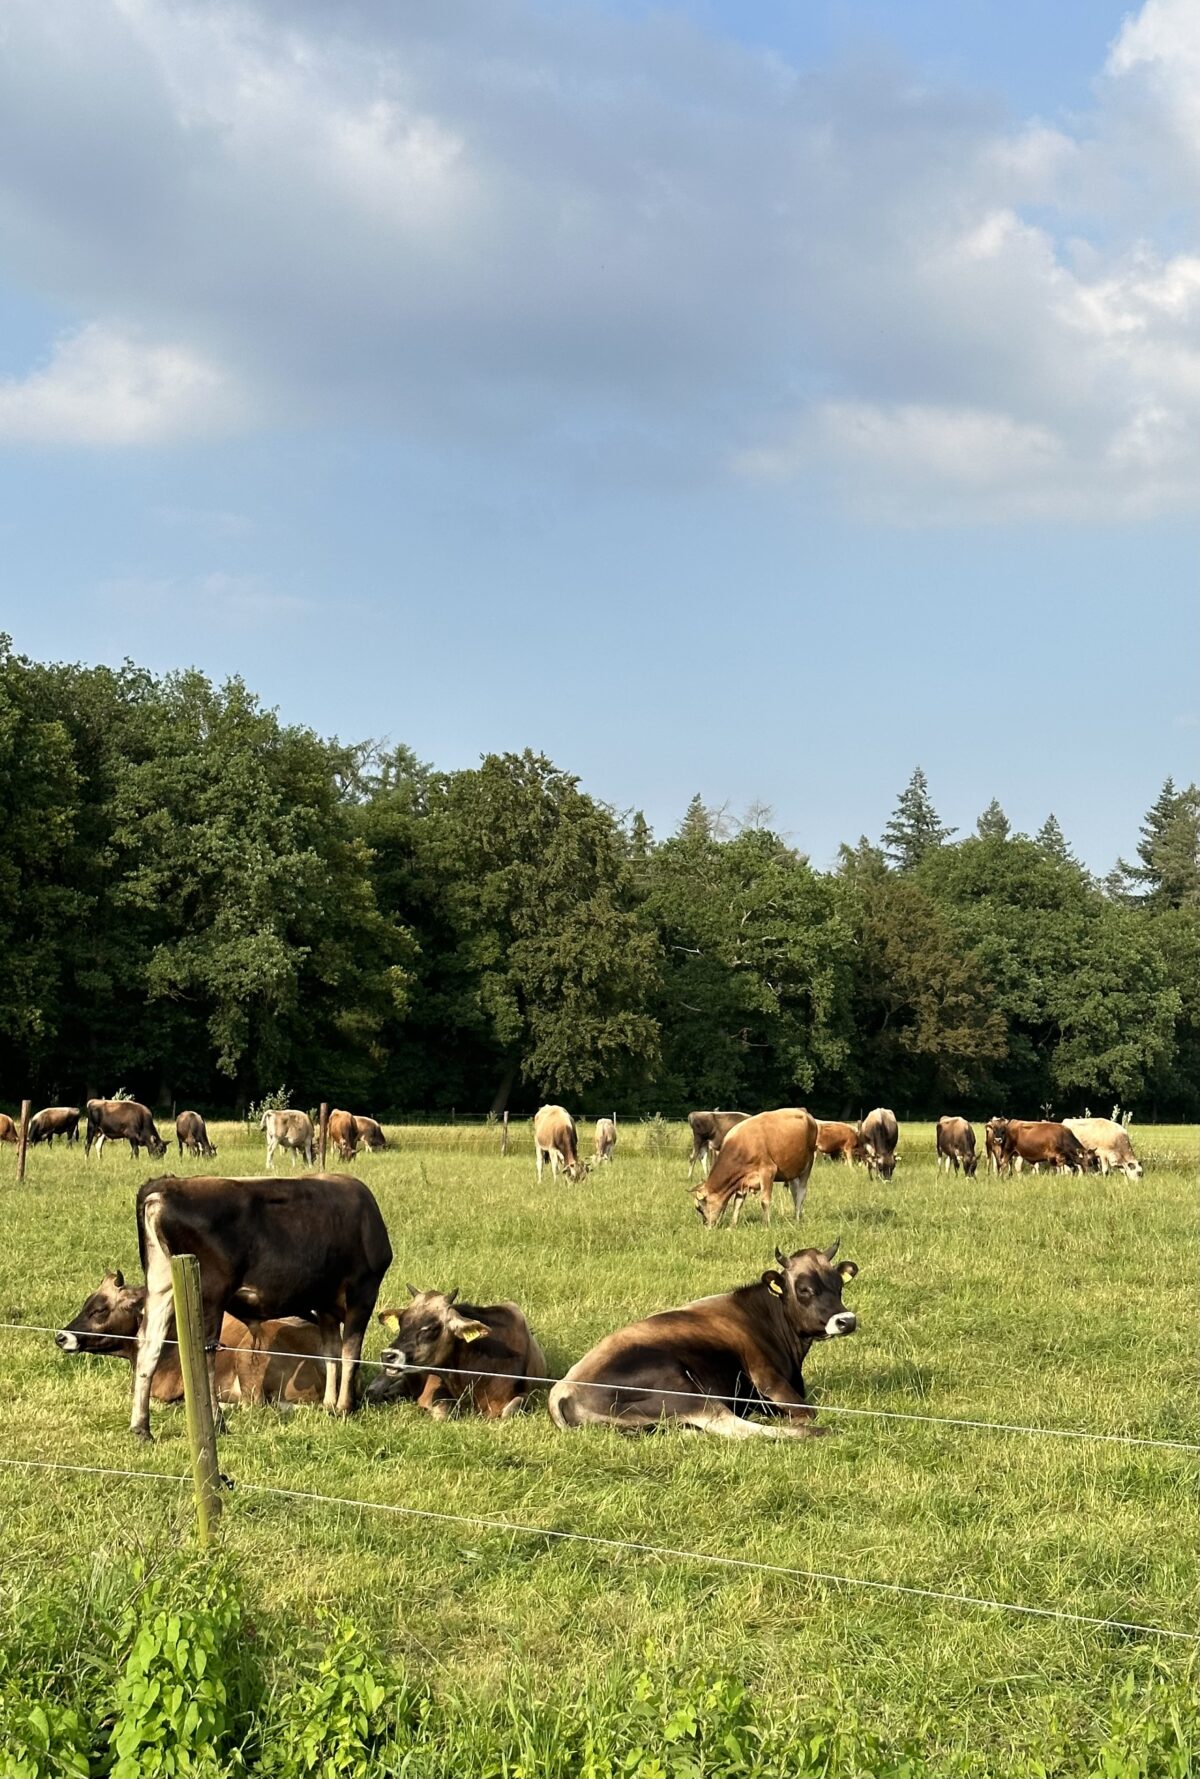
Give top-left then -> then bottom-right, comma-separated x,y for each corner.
1,1118 -> 1196,1773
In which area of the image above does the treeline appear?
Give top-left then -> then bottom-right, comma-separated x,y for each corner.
1,640 -> 1196,1118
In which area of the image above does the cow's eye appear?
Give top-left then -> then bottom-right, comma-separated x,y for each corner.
795,1284 -> 813,1302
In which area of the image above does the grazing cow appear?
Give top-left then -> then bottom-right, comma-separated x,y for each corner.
175,1110 -> 216,1159
0,1113 -> 16,1146
984,1116 -> 1009,1174
328,1108 -> 358,1162
594,1117 -> 618,1164
993,1119 -> 1088,1175
130,1171 -> 393,1439
1064,1118 -> 1144,1179
859,1108 -> 900,1180
686,1110 -> 749,1179
533,1105 -> 583,1182
56,1269 -> 325,1405
29,1105 -> 82,1146
691,1108 -> 819,1229
366,1286 -> 547,1419
85,1099 -> 167,1161
816,1120 -> 867,1166
353,1115 -> 388,1153
261,1108 -> 314,1169
549,1241 -> 858,1439
936,1116 -> 977,1176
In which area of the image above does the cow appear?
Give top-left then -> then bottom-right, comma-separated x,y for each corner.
366,1286 -> 548,1420
1064,1118 -> 1143,1179
594,1117 -> 618,1164
690,1108 -> 819,1229
549,1240 -> 858,1439
533,1105 -> 583,1182
0,1113 -> 16,1146
353,1115 -> 388,1153
56,1269 -> 326,1405
936,1116 -> 977,1176
328,1109 -> 358,1162
130,1171 -> 393,1440
175,1110 -> 216,1159
28,1105 -> 82,1146
815,1120 -> 866,1166
993,1119 -> 1088,1175
859,1108 -> 899,1180
686,1110 -> 749,1179
85,1099 -> 167,1161
984,1116 -> 1009,1173
261,1108 -> 314,1169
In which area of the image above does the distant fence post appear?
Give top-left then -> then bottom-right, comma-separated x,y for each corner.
15,1100 -> 31,1182
501,1110 -> 509,1156
171,1254 -> 222,1547
319,1102 -> 328,1169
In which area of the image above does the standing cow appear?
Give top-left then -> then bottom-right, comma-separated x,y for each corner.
85,1100 -> 167,1160
594,1117 -> 617,1164
993,1119 -> 1087,1175
1064,1118 -> 1143,1179
328,1109 -> 359,1161
29,1106 -> 82,1146
984,1117 -> 1009,1174
0,1113 -> 17,1146
691,1108 -> 819,1228
686,1110 -> 749,1179
936,1116 -> 977,1176
859,1108 -> 899,1180
816,1120 -> 866,1165
175,1110 -> 216,1158
353,1115 -> 388,1153
533,1106 -> 583,1182
261,1109 -> 314,1169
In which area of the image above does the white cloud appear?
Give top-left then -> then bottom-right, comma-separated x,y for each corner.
101,571 -> 310,625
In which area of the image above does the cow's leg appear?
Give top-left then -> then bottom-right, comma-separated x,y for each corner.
130,1202 -> 173,1440
305,1139 -> 313,1167
790,1160 -> 814,1218
316,1315 -> 341,1410
265,1135 -> 276,1170
682,1403 -> 820,1440
701,1146 -> 713,1180
745,1359 -> 817,1422
336,1306 -> 372,1415
535,1146 -> 544,1182
729,1192 -> 746,1229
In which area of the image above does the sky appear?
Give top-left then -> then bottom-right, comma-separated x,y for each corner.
0,0 -> 1196,874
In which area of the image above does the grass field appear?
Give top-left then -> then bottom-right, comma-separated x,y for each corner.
1,1118 -> 1197,1774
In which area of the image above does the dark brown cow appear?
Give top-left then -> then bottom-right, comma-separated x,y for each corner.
936,1116 -> 977,1176
353,1115 -> 388,1153
328,1109 -> 358,1161
984,1116 -> 1009,1174
691,1108 -> 819,1228
549,1241 -> 858,1439
130,1171 -> 393,1439
56,1270 -> 325,1404
686,1110 -> 748,1179
0,1113 -> 16,1146
366,1286 -> 547,1419
859,1107 -> 899,1180
175,1110 -> 216,1158
816,1120 -> 866,1165
85,1099 -> 167,1160
29,1105 -> 81,1146
994,1119 -> 1088,1174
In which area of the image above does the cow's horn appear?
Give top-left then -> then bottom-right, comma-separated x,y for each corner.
406,1282 -> 420,1298
445,1287 -> 459,1305
824,1237 -> 841,1261
774,1247 -> 788,1266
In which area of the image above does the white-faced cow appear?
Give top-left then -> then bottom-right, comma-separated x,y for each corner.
936,1116 -> 977,1176
130,1171 -> 392,1439
175,1110 -> 216,1158
686,1110 -> 748,1179
366,1286 -> 547,1419
29,1105 -> 82,1146
549,1241 -> 858,1439
533,1106 -> 583,1182
85,1099 -> 167,1161
816,1120 -> 867,1166
261,1108 -> 314,1169
1064,1118 -> 1143,1179
859,1108 -> 899,1180
690,1108 -> 819,1228
594,1117 -> 618,1164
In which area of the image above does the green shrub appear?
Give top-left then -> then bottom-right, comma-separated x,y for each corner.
259,1618 -> 420,1778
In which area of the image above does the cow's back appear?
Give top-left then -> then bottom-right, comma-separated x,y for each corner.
710,1108 -> 817,1188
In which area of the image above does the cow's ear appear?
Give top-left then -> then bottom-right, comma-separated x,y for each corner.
838,1261 -> 858,1283
112,1268 -> 125,1288
454,1318 -> 488,1344
378,1310 -> 401,1333
761,1270 -> 786,1297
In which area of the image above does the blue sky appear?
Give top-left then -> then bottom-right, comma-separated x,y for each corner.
0,0 -> 1195,873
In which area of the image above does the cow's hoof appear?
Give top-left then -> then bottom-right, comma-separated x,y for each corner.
132,1427 -> 153,1444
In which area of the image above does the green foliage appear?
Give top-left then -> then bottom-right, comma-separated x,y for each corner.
881,767 -> 955,871
261,1619 -> 418,1778
976,798 -> 1012,842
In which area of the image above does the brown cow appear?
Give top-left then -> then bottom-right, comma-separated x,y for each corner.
859,1108 -> 899,1179
533,1105 -> 583,1182
984,1116 -> 1009,1173
366,1286 -> 547,1419
691,1108 -> 819,1228
936,1116 -> 977,1176
686,1110 -> 749,1179
993,1119 -> 1088,1174
0,1113 -> 16,1146
28,1105 -> 82,1146
594,1117 -> 618,1164
328,1109 -> 358,1161
549,1241 -> 858,1439
816,1120 -> 866,1165
353,1115 -> 388,1153
56,1269 -> 325,1404
85,1099 -> 167,1160
175,1110 -> 217,1158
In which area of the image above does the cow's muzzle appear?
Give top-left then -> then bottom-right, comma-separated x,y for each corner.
55,1330 -> 79,1351
823,1313 -> 857,1338
378,1345 -> 407,1374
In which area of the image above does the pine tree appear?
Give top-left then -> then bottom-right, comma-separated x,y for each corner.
627,809 -> 653,859
1125,779 -> 1200,908
976,799 -> 1011,841
677,794 -> 712,845
1035,814 -> 1075,864
881,768 -> 955,871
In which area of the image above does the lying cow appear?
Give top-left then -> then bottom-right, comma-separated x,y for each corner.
261,1108 -> 314,1169
56,1268 -> 325,1405
691,1108 -> 818,1228
328,1108 -> 358,1161
0,1113 -> 16,1146
859,1108 -> 899,1180
130,1170 -> 392,1438
1064,1117 -> 1143,1179
29,1105 -> 81,1146
594,1117 -> 617,1164
175,1110 -> 216,1158
533,1105 -> 583,1182
816,1120 -> 866,1165
85,1099 -> 167,1160
936,1116 -> 977,1176
994,1118 -> 1088,1175
686,1110 -> 748,1179
549,1241 -> 858,1439
354,1115 -> 387,1153
366,1286 -> 547,1419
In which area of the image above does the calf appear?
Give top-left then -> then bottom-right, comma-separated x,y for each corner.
353,1115 -> 388,1152
175,1110 -> 216,1158
0,1113 -> 16,1146
994,1119 -> 1087,1175
130,1171 -> 392,1439
816,1120 -> 866,1165
687,1110 -> 748,1179
691,1108 -> 819,1228
29,1105 -> 81,1146
549,1241 -> 858,1439
261,1108 -> 314,1169
594,1116 -> 618,1164
1064,1118 -> 1143,1179
328,1108 -> 358,1161
366,1286 -> 547,1419
859,1108 -> 899,1180
936,1116 -> 977,1176
85,1099 -> 167,1160
533,1105 -> 583,1182
56,1269 -> 325,1404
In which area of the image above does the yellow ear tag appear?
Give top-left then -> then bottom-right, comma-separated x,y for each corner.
383,1314 -> 400,1333
768,1277 -> 784,1296
461,1325 -> 485,1343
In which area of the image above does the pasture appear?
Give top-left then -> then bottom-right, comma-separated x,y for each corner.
2,1118 -> 1197,1774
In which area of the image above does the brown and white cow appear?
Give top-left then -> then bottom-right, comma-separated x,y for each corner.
549,1241 -> 858,1439
353,1115 -> 388,1153
261,1108 -> 314,1169
686,1110 -> 749,1179
859,1108 -> 899,1180
1064,1118 -> 1143,1179
175,1110 -> 216,1158
594,1117 -> 618,1164
328,1109 -> 358,1161
56,1269 -> 326,1405
366,1286 -> 547,1420
130,1171 -> 392,1439
816,1120 -> 867,1165
690,1108 -> 819,1228
533,1105 -> 583,1182
0,1113 -> 16,1146
29,1105 -> 82,1146
984,1116 -> 1009,1173
993,1118 -> 1088,1174
85,1099 -> 167,1161
936,1116 -> 977,1176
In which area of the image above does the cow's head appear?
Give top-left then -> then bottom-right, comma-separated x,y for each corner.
55,1269 -> 145,1354
760,1241 -> 859,1339
962,1150 -> 979,1177
363,1130 -> 387,1152
374,1286 -> 489,1375
691,1174 -> 748,1228
862,1140 -> 897,1181
148,1133 -> 168,1159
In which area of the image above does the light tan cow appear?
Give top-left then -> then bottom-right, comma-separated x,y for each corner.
594,1116 -> 617,1164
1064,1118 -> 1143,1179
261,1108 -> 314,1169
533,1105 -> 582,1182
691,1108 -> 819,1228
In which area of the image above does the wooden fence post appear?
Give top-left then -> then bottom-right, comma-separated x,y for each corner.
15,1100 -> 31,1182
318,1102 -> 328,1169
500,1109 -> 509,1156
170,1254 -> 222,1546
